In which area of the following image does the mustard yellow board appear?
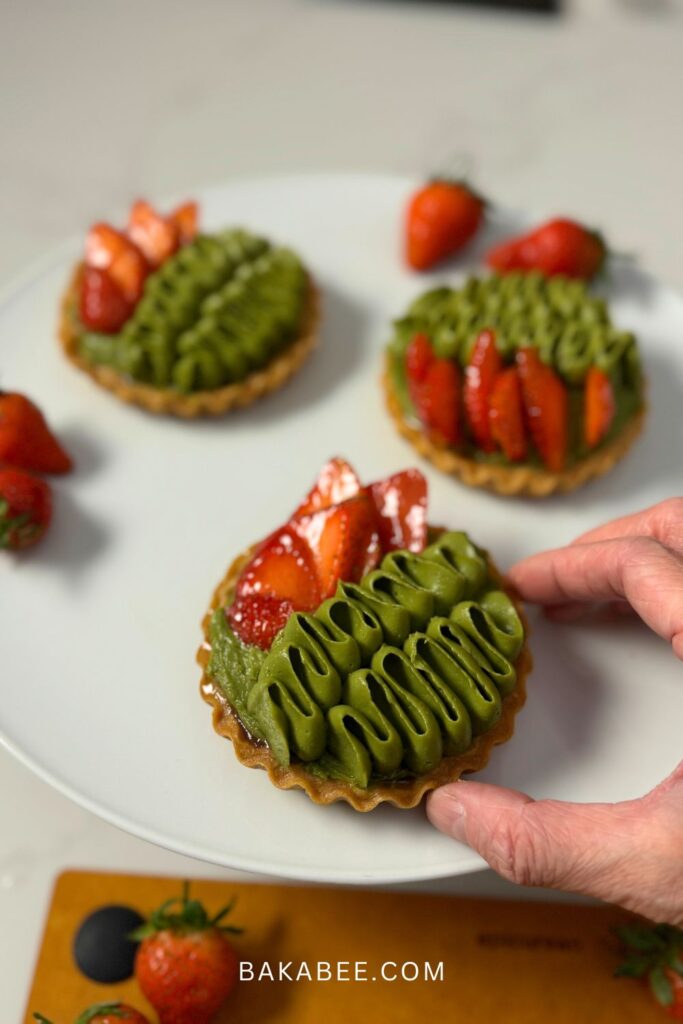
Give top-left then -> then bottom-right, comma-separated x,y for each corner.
25,871 -> 660,1023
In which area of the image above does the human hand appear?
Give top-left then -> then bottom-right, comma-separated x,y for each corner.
427,498 -> 683,925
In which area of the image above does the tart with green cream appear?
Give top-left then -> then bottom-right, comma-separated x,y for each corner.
59,199 -> 319,417
384,271 -> 645,496
198,458 -> 531,811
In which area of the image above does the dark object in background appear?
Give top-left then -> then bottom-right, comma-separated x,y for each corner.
430,0 -> 559,10
73,904 -> 145,983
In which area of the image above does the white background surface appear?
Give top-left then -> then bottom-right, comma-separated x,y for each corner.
2,0 -> 683,1018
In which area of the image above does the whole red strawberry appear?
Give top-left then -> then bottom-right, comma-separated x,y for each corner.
133,883 -> 241,1024
0,467 -> 52,550
405,180 -> 484,271
33,1004 -> 150,1024
616,923 -> 683,1019
486,217 -> 606,280
0,391 -> 72,474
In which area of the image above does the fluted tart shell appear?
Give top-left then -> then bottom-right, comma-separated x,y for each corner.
58,263 -> 320,418
197,534 -> 532,812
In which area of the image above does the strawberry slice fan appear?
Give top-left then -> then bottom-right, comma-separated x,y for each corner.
198,458 -> 532,812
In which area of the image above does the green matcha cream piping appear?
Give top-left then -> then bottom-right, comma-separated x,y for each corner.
207,531 -> 525,789
387,271 -> 644,466
75,229 -> 307,393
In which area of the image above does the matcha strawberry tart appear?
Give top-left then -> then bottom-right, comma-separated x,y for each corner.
198,458 -> 531,811
59,199 -> 319,417
384,272 -> 645,496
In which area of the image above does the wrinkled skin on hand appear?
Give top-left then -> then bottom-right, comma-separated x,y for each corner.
428,498 -> 683,925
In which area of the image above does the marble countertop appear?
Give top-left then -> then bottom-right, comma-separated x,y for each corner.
2,0 -> 682,1016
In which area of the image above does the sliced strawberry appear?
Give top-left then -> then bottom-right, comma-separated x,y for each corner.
489,367 -> 528,462
292,457 -> 362,517
127,200 -> 179,268
293,492 -> 381,598
414,358 -> 462,447
517,347 -> 568,472
584,366 -> 615,448
368,468 -> 427,553
405,332 -> 434,393
85,223 -> 148,304
236,525 -> 321,610
169,200 -> 199,244
464,329 -> 501,452
79,266 -> 133,333
228,593 -> 294,650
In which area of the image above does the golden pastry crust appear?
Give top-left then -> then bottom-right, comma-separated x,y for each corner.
383,355 -> 646,497
58,263 -> 320,418
197,537 -> 532,812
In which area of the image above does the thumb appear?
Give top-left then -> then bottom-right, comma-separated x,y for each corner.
426,777 -> 683,922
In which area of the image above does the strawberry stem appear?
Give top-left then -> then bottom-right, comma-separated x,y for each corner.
130,881 -> 244,940
615,923 -> 683,1007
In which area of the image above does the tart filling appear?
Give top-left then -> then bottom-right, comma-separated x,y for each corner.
386,271 -> 644,473
199,459 -> 531,807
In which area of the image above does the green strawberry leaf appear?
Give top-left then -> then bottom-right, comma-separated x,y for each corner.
668,953 -> 683,976
650,966 -> 674,1007
614,957 -> 650,979
134,881 -> 243,938
616,926 -> 667,953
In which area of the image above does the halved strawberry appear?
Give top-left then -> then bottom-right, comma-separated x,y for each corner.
464,329 -> 501,452
169,200 -> 199,245
85,223 -> 148,304
489,367 -> 528,462
236,525 -> 321,610
293,493 -> 381,598
368,468 -> 427,553
516,347 -> 568,471
584,366 -> 615,448
127,200 -> 179,268
80,266 -> 133,333
228,593 -> 294,650
292,457 -> 362,518
405,333 -> 434,400
414,358 -> 462,447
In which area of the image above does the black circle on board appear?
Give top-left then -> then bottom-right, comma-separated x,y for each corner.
73,904 -> 145,983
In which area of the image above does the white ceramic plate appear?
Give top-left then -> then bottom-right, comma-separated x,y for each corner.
1,174 -> 681,884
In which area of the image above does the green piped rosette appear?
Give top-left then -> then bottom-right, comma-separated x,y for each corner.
74,229 -> 308,393
387,271 -> 644,468
201,529 -> 531,811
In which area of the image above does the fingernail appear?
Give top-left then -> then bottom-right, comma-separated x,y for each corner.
427,790 -> 467,842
